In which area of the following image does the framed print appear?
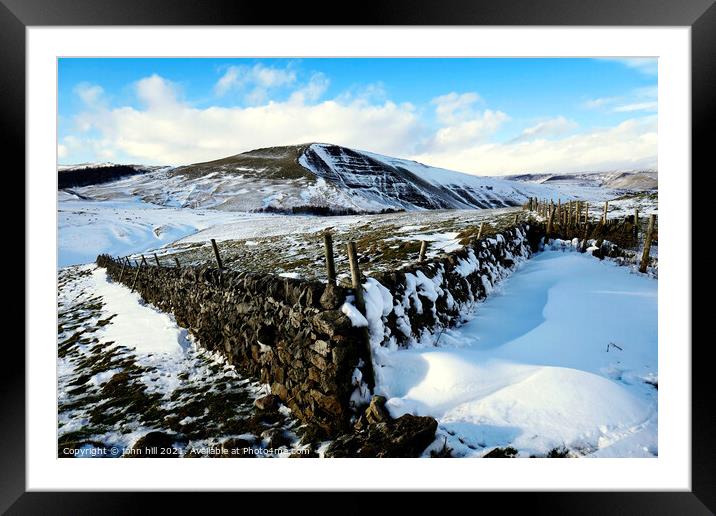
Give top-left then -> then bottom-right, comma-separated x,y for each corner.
8,0 -> 714,512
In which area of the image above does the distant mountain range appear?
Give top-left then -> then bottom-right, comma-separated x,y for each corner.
504,170 -> 657,191
57,143 -> 654,213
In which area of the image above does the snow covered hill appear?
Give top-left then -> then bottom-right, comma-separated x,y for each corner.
297,144 -> 556,210
58,163 -> 165,189
505,170 -> 657,192
61,143 -> 564,213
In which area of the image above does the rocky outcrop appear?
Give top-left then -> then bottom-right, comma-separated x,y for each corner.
325,413 -> 438,458
324,395 -> 437,458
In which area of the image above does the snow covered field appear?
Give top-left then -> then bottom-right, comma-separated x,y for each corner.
57,171 -> 658,458
373,249 -> 658,457
57,265 -> 306,457
57,196 -> 250,267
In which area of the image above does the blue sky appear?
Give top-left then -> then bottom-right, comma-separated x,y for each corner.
58,58 -> 657,175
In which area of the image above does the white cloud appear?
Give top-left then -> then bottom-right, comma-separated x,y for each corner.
71,75 -> 422,164
288,73 -> 330,104
583,96 -> 619,110
421,92 -> 507,152
511,116 -> 578,143
135,74 -> 181,110
425,110 -> 508,151
58,143 -> 68,159
214,64 -> 297,102
613,101 -> 658,113
214,67 -> 240,97
411,116 -> 657,175
74,83 -> 104,107
65,74 -> 657,175
612,86 -> 657,112
60,134 -> 117,161
335,82 -> 387,104
603,58 -> 658,76
432,92 -> 483,124
584,85 -> 657,114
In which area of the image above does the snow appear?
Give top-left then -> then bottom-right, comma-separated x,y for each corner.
87,368 -> 123,387
389,231 -> 463,255
58,197 -> 248,267
301,143 -> 567,210
58,161 -> 118,171
455,248 -> 480,277
278,272 -> 301,279
372,250 -> 657,457
90,267 -> 189,356
58,265 -> 301,457
341,299 -> 368,328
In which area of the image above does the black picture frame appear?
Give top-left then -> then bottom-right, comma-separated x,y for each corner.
7,0 -> 713,512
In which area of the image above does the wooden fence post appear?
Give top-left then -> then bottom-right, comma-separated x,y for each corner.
141,254 -> 149,267
347,241 -> 375,390
477,222 -> 485,240
174,256 -> 180,268
210,238 -> 223,270
572,201 -> 577,225
323,231 -> 337,284
634,208 -> 639,238
580,223 -> 591,253
639,214 -> 656,273
418,240 -> 428,262
118,259 -> 126,282
603,201 -> 609,223
130,261 -> 142,292
513,213 -> 519,225
347,242 -> 365,311
153,253 -> 161,267
546,204 -> 555,240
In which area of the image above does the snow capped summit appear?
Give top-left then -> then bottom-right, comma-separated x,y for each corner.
298,143 -> 558,211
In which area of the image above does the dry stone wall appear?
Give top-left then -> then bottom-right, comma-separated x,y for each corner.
96,256 -> 369,437
96,223 -> 552,440
362,223 -> 540,352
